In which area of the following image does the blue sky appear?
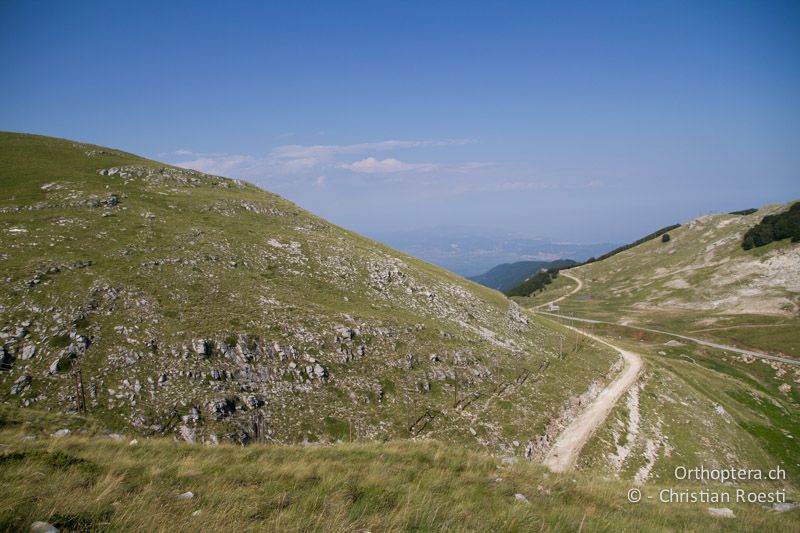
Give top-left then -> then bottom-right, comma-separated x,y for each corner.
1,0 -> 799,243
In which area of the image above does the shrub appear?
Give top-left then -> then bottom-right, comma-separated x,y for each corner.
661,233 -> 671,243
506,270 -> 554,297
741,202 -> 800,250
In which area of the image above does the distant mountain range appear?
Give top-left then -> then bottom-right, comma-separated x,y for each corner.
469,259 -> 578,293
369,225 -> 616,277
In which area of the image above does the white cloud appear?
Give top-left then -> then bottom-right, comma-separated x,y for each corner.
175,154 -> 257,176
271,139 -> 474,161
340,157 -> 438,174
171,138 -> 475,179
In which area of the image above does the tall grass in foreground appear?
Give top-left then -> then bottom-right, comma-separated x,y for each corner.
0,424 -> 797,532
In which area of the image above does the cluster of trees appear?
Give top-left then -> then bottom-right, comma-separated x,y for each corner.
582,223 -> 681,265
742,202 -> 800,250
506,268 -> 560,297
729,208 -> 757,216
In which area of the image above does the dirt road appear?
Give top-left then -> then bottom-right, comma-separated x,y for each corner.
533,269 -> 643,472
533,270 -> 583,309
541,323 -> 643,472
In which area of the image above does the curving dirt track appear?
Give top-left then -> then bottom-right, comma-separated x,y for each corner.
533,270 -> 643,472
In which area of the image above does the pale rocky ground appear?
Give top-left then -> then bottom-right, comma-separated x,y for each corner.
572,203 -> 800,317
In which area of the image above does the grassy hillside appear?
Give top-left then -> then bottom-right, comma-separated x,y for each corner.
0,132 -> 623,456
0,408 -> 796,532
548,204 -> 800,358
511,205 -> 800,523
469,259 -> 576,293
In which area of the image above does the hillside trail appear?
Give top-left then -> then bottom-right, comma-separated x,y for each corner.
532,270 -> 644,472
533,270 -> 583,309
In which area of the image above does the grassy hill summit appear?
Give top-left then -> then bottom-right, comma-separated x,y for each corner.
0,132 -> 624,454
534,202 -> 800,359
512,204 -> 800,513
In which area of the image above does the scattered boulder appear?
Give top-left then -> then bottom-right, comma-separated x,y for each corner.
193,339 -> 211,357
178,425 -> 197,443
51,429 -> 71,438
335,326 -> 354,340
182,407 -> 201,423
10,374 -> 31,395
242,396 -> 263,410
707,507 -> 735,518
312,363 -> 327,380
514,493 -> 530,504
773,502 -> 797,512
778,383 -> 792,394
48,358 -> 61,374
20,345 -> 36,360
206,398 -> 235,420
175,491 -> 194,500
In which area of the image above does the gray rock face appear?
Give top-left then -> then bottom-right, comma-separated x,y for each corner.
182,407 -> 201,423
10,374 -> 31,395
193,339 -> 211,356
48,358 -> 61,374
335,326 -> 354,340
178,425 -> 196,443
508,302 -> 529,327
20,345 -> 36,360
206,398 -> 235,420
242,395 -> 263,409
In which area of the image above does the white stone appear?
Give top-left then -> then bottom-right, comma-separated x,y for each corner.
707,507 -> 735,518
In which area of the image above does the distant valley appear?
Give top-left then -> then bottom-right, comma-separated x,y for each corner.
468,259 -> 577,293
369,226 -> 616,277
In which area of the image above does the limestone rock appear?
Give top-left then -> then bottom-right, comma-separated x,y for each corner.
20,345 -> 36,360
193,339 -> 211,356
707,507 -> 735,518
10,374 -> 31,395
